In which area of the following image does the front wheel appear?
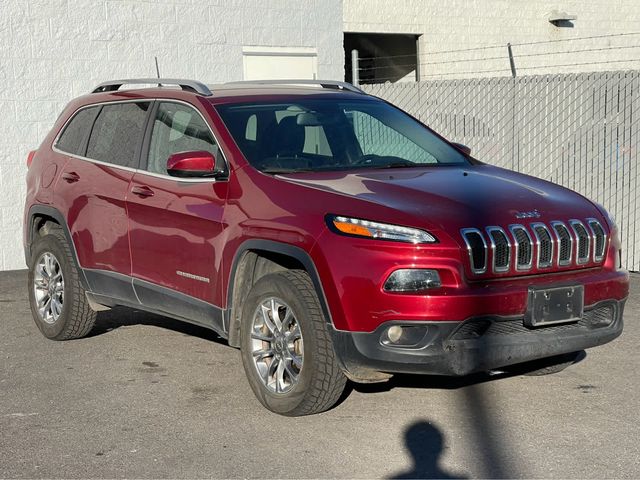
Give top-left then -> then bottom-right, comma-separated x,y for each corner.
240,270 -> 346,416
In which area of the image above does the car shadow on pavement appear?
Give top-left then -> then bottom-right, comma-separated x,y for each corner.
352,350 -> 587,393
88,306 -> 226,345
389,420 -> 467,479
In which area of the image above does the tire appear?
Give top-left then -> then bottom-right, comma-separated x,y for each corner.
510,351 -> 582,376
27,224 -> 96,340
240,270 -> 347,416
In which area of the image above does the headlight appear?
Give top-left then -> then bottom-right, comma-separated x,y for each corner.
328,215 -> 437,244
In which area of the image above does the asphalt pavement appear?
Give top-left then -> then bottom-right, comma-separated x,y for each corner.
1,270 -> 638,479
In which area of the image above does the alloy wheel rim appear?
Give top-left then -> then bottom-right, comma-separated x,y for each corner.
33,252 -> 64,324
250,297 -> 303,394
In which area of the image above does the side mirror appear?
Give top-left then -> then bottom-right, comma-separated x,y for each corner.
166,151 -> 223,178
452,143 -> 472,155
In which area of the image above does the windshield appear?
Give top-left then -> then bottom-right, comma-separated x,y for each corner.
215,98 -> 470,173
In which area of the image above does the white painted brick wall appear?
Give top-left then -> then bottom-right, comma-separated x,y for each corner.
0,0 -> 343,271
344,0 -> 640,79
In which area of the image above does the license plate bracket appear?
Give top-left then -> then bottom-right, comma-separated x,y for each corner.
524,285 -> 584,327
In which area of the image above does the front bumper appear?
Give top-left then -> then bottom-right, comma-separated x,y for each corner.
332,299 -> 625,380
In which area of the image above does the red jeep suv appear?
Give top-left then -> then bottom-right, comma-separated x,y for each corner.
24,78 -> 628,416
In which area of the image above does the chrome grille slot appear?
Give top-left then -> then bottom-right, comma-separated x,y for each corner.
587,218 -> 607,262
461,228 -> 487,274
569,220 -> 590,264
509,224 -> 533,270
486,227 -> 510,272
551,222 -> 572,266
531,223 -> 553,268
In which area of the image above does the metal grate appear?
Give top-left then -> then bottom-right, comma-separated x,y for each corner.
532,223 -> 553,268
510,225 -> 533,270
552,222 -> 572,266
570,220 -> 591,264
587,219 -> 607,262
487,227 -> 510,272
450,303 -> 616,340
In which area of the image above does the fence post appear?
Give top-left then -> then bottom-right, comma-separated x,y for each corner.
351,49 -> 360,87
507,43 -> 517,78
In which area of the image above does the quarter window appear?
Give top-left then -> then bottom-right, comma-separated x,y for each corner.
86,102 -> 150,168
55,107 -> 100,156
146,102 -> 220,176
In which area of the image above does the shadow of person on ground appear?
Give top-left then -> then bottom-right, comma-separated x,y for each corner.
390,420 -> 466,479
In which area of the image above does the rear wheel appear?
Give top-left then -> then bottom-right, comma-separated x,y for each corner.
28,225 -> 96,340
240,270 -> 346,416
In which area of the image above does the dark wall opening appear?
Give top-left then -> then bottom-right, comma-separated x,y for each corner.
344,32 -> 420,85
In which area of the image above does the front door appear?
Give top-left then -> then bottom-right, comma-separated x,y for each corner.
126,101 -> 228,330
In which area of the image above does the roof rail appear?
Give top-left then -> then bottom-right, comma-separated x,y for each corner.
225,79 -> 365,94
91,78 -> 212,96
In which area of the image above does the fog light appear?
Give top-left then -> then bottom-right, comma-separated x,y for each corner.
382,325 -> 429,347
384,269 -> 441,292
387,325 -> 403,343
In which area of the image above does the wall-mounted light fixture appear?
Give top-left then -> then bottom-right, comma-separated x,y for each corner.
547,10 -> 577,27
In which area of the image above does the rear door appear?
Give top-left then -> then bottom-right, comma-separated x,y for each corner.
55,101 -> 151,299
126,100 -> 228,330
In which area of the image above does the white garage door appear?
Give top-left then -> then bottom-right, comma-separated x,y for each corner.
243,46 -> 318,80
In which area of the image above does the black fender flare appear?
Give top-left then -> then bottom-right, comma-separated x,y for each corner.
26,205 -> 90,289
225,239 -> 335,347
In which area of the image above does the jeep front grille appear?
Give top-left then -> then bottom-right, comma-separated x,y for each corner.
460,218 -> 607,275
486,227 -> 510,272
552,222 -> 572,266
510,225 -> 533,270
569,220 -> 590,264
531,223 -> 553,268
461,228 -> 487,274
587,218 -> 607,262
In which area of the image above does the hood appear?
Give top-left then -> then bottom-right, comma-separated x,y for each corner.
279,165 -> 601,232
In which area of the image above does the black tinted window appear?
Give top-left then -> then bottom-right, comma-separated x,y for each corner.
86,102 -> 150,167
55,107 -> 99,155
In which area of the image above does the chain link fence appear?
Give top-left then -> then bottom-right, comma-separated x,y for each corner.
363,71 -> 640,271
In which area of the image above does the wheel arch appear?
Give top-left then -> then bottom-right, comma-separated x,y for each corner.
225,240 -> 334,348
26,205 -> 89,289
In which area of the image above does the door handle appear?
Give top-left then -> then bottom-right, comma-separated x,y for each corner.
61,171 -> 80,183
131,185 -> 154,198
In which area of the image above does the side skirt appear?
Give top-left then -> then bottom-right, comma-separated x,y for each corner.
84,269 -> 227,339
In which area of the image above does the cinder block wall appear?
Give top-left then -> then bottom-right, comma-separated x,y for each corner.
344,0 -> 640,79
0,0 -> 343,270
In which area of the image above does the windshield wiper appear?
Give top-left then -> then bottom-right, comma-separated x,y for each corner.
367,161 -> 418,170
261,167 -> 315,174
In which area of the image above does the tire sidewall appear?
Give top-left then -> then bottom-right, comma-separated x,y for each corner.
28,232 -> 76,339
240,273 -> 322,415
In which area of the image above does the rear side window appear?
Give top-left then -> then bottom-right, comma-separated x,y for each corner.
55,107 -> 99,156
86,102 -> 150,168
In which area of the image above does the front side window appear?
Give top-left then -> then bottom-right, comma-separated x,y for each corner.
86,102 -> 150,168
55,106 -> 100,156
146,102 -> 220,175
215,98 -> 469,173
